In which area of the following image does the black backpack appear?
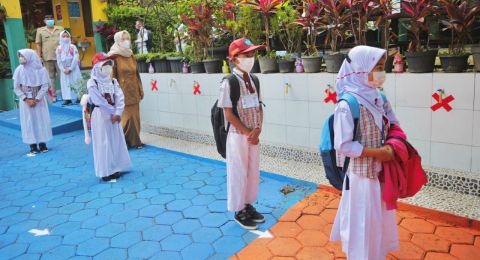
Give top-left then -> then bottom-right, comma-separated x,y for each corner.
146,29 -> 153,51
211,74 -> 260,158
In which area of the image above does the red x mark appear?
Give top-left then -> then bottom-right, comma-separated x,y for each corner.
151,80 -> 158,91
431,92 -> 454,112
324,88 -> 337,104
193,82 -> 201,95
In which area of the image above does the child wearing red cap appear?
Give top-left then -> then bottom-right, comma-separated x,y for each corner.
84,53 -> 131,182
217,38 -> 265,229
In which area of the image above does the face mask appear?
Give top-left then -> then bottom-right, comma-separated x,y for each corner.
367,71 -> 386,88
19,57 -> 27,64
45,20 -> 54,27
101,65 -> 113,77
120,41 -> 131,49
61,38 -> 70,44
236,57 -> 255,73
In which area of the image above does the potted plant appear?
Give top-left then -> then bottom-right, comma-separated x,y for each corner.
134,53 -> 149,73
347,0 -> 378,46
165,52 -> 184,73
294,0 -> 324,73
242,0 -> 284,74
321,0 -> 350,73
147,53 -> 170,73
438,0 -> 480,73
184,44 -> 205,74
375,0 -> 399,72
401,0 -> 437,73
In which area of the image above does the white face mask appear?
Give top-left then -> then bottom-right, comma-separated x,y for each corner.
101,65 -> 113,77
19,57 -> 27,64
120,40 -> 131,49
61,38 -> 70,44
236,57 -> 255,73
367,71 -> 386,88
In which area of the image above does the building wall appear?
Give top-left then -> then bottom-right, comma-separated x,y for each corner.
139,73 -> 480,175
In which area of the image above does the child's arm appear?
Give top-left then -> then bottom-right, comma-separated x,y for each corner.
113,79 -> 125,116
56,47 -> 65,72
13,82 -> 26,101
35,83 -> 49,100
384,99 -> 400,126
218,79 -> 250,135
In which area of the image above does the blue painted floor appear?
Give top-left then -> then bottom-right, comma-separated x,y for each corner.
0,122 -> 316,259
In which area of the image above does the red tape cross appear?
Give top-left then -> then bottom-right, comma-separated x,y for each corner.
324,89 -> 337,104
431,93 -> 454,112
193,83 -> 201,95
151,80 -> 158,91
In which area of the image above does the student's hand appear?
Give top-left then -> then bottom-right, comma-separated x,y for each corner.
25,99 -> 35,107
249,136 -> 260,145
64,69 -> 71,74
111,115 -> 121,123
377,145 -> 395,162
247,128 -> 261,142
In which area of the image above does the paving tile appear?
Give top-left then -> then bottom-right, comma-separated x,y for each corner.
97,204 -> 124,216
7,220 -> 39,234
110,231 -> 142,249
297,230 -> 329,247
69,209 -> 97,222
27,235 -> 62,253
174,189 -> 199,200
161,234 -> 192,251
450,244 -> 480,260
0,233 -> 17,248
155,211 -> 183,225
136,189 -> 159,199
93,248 -> 127,260
58,203 -> 85,215
150,194 -> 176,205
166,200 -> 192,211
297,215 -> 328,230
129,241 -> 161,259
41,245 -> 76,260
139,205 -> 165,218
81,215 -> 109,229
172,219 -> 201,234
51,221 -> 82,236
236,244 -> 273,260
192,227 -> 222,243
150,251 -> 182,260
126,217 -> 154,231
125,198 -> 150,210
181,243 -> 214,259
424,252 -> 460,260
213,236 -> 246,255
401,218 -> 436,234
200,213 -> 229,228
297,246 -> 334,260
75,192 -> 99,203
0,243 -> 28,259
76,237 -> 110,256
143,225 -> 172,241
270,222 -> 303,238
63,229 -> 95,245
411,233 -> 450,252
267,237 -> 302,257
191,195 -> 216,206
390,241 -> 425,260
182,205 -> 209,219
112,193 -> 136,204
96,223 -> 125,238
110,209 -> 139,223
435,226 -> 475,244
85,198 -> 111,209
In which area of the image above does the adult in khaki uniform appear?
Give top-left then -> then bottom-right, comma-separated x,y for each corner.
108,31 -> 144,149
35,15 -> 64,102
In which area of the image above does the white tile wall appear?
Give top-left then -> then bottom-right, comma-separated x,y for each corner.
257,74 -> 286,100
283,74 -> 309,101
285,101 -> 309,127
262,123 -> 286,145
430,142 -> 471,172
263,99 -> 286,125
197,115 -> 213,135
157,93 -> 170,112
168,94 -> 183,115
309,128 -> 322,150
286,126 -> 310,148
395,107 -> 431,141
383,74 -> 396,108
431,110 -> 473,146
474,111 -> 480,147
181,95 -> 197,115
307,73 -> 336,102
196,96 -> 215,117
308,101 -> 335,129
471,147 -> 480,172
475,74 -> 480,111
157,112 -> 171,127
432,73 -> 474,110
408,139 -> 431,167
396,73 -> 433,108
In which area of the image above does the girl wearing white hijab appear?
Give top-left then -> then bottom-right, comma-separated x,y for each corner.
13,49 -> 53,154
56,30 -> 82,105
87,53 -> 131,181
330,46 -> 400,260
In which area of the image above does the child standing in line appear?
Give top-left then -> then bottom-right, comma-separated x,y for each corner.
56,30 -> 82,106
330,46 -> 400,260
13,49 -> 53,155
217,38 -> 265,230
85,53 -> 131,182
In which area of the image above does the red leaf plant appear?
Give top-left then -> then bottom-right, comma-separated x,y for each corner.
401,0 -> 436,53
293,0 -> 324,56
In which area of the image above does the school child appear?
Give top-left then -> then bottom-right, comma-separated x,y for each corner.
217,38 -> 266,230
13,49 -> 53,155
56,30 -> 82,105
84,53 -> 131,182
329,45 -> 400,260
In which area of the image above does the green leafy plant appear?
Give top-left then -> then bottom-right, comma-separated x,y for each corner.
271,1 -> 302,55
401,0 -> 436,53
374,0 -> 399,51
226,4 -> 263,45
71,72 -> 90,99
134,53 -> 149,60
293,0 -> 324,56
181,2 -> 215,60
320,0 -> 350,53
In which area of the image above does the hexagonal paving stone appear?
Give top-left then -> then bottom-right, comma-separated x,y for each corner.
220,221 -> 248,236
85,198 -> 111,209
7,220 -> 39,234
96,223 -> 125,238
150,251 -> 182,260
69,209 -> 97,222
189,173 -> 210,181
126,217 -> 154,231
147,181 -> 167,189
161,234 -> 192,251
123,183 -> 146,193
199,213 -> 229,228
270,222 -> 303,238
63,229 -> 95,245
111,232 -> 142,248
198,185 -> 221,194
42,245 -> 76,259
75,192 -> 99,203
93,248 -> 127,260
175,189 -> 199,200
0,243 -> 28,259
139,205 -> 165,218
160,185 -> 182,194
401,218 -> 436,234
76,237 -> 110,257
97,204 -> 124,216
169,177 -> 190,185
110,209 -> 139,224
48,196 -> 74,208
205,176 -> 225,185
150,194 -> 175,205
143,225 -> 173,241
155,211 -> 183,225
27,235 -> 62,253
182,205 -> 209,219
175,169 -> 196,177
112,193 -> 136,204
166,200 -> 192,211
213,236 -> 246,255
172,219 -> 201,234
125,198 -> 150,210
128,241 -> 161,259
182,180 -> 205,189
267,237 -> 302,257
181,243 -> 214,259
29,208 -> 58,220
136,189 -> 159,199
100,188 -> 123,198
0,206 -> 20,218
51,221 -> 82,236
191,195 -> 216,206
81,216 -> 109,229
191,227 -> 222,243
207,200 -> 227,213
0,233 -> 17,248
58,203 -> 85,215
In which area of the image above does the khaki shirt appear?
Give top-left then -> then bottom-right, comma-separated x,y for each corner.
35,26 -> 64,61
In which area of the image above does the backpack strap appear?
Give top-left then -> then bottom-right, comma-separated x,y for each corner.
250,74 -> 264,107
337,93 -> 361,191
223,74 -> 241,133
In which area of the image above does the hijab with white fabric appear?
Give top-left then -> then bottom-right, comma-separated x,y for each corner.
107,30 -> 133,58
13,49 -> 50,87
335,45 -> 387,130
58,30 -> 73,62
91,58 -> 115,85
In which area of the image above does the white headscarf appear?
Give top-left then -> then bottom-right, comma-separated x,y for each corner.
91,58 -> 115,85
107,30 -> 133,58
335,45 -> 387,129
13,49 -> 50,87
58,30 -> 73,62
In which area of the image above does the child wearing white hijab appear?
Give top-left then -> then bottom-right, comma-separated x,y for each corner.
330,46 -> 400,260
13,49 -> 53,154
86,53 -> 131,181
56,30 -> 82,106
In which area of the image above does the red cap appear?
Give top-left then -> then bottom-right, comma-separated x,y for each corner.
228,38 -> 265,61
92,53 -> 111,66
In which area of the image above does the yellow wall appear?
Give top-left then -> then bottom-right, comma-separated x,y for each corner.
90,0 -> 107,21
0,0 -> 22,18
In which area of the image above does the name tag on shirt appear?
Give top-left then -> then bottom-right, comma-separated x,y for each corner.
101,84 -> 114,94
26,91 -> 33,99
241,94 -> 259,109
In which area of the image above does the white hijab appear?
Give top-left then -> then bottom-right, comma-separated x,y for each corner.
335,45 -> 387,129
91,59 -> 115,85
13,49 -> 50,87
58,30 -> 73,62
107,31 -> 133,58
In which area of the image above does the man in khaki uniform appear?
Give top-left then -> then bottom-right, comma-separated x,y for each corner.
35,15 -> 64,101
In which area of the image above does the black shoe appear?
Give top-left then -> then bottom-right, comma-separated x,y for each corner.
101,176 -> 111,182
234,209 -> 257,230
62,100 -> 72,106
39,143 -> 48,153
111,172 -> 121,179
245,204 -> 265,223
29,144 -> 39,154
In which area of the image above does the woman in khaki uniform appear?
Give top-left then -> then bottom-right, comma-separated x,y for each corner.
108,31 -> 144,149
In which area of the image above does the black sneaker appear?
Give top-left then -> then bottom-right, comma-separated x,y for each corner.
111,172 -> 121,179
101,176 -> 111,182
29,144 -> 39,154
62,100 -> 72,106
234,209 -> 258,230
39,143 -> 48,153
245,204 -> 265,223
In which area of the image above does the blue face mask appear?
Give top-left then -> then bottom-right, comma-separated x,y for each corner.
46,20 -> 54,27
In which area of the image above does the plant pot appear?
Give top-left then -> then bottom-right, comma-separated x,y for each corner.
385,55 -> 394,73
203,59 -> 222,74
190,61 -> 205,73
405,50 -> 438,73
152,58 -> 170,73
277,59 -> 295,73
259,57 -> 278,74
301,56 -> 322,73
324,53 -> 345,73
136,58 -> 148,73
167,56 -> 183,73
471,45 -> 480,72
439,55 -> 470,73
207,46 -> 229,61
